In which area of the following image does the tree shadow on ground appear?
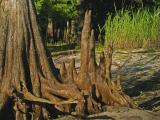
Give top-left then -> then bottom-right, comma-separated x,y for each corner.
112,54 -> 160,111
139,96 -> 160,110
114,54 -> 160,91
123,70 -> 160,97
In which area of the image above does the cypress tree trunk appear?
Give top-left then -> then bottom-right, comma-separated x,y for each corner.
0,0 -> 136,120
0,0 -> 84,119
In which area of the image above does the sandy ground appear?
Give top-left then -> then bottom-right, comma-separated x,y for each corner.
53,50 -> 160,119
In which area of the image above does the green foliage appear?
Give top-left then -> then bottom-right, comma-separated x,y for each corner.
96,43 -> 105,52
154,0 -> 160,6
105,7 -> 160,49
34,0 -> 45,14
35,0 -> 80,20
52,0 -> 79,20
47,41 -> 66,47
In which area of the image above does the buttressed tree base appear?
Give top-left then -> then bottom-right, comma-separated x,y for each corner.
0,0 -> 136,120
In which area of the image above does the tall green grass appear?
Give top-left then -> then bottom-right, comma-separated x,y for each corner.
105,8 -> 160,49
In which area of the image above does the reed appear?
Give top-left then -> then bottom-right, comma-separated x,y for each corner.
105,8 -> 160,49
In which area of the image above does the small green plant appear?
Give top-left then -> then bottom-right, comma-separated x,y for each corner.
35,0 -> 79,19
47,42 -> 66,47
96,43 -> 105,52
105,7 -> 160,49
140,91 -> 145,97
98,24 -> 106,44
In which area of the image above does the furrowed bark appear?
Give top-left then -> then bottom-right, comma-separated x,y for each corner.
0,0 -> 85,119
0,0 -> 136,119
75,10 -> 136,110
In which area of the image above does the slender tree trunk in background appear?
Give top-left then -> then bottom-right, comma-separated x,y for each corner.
53,26 -> 57,42
66,21 -> 71,43
0,0 -> 136,119
63,28 -> 67,42
71,20 -> 76,42
46,21 -> 53,43
57,28 -> 61,42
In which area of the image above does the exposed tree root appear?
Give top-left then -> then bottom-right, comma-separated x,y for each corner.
0,0 -> 136,119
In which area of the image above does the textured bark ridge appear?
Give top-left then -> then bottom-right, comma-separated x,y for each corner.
0,0 -> 135,120
75,11 -> 135,109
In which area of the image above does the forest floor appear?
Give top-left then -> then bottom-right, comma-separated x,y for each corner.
53,49 -> 160,120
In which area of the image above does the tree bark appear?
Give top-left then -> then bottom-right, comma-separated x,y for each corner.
0,0 -> 84,119
0,0 -> 136,119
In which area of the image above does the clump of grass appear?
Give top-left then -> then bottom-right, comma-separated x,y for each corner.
96,43 -> 105,52
47,42 -> 67,47
105,8 -> 160,49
